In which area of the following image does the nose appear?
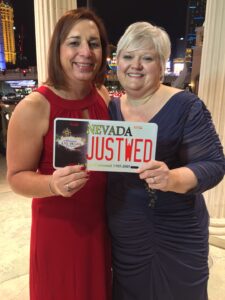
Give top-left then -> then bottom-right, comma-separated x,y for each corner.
131,58 -> 142,69
79,41 -> 92,57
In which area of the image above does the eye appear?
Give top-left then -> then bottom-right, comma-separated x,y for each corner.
89,40 -> 101,49
68,40 -> 80,47
122,54 -> 133,60
142,56 -> 154,62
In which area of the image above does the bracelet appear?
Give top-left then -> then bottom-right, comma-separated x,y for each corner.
49,178 -> 57,195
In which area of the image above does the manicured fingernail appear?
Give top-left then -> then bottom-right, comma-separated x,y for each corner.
80,165 -> 86,170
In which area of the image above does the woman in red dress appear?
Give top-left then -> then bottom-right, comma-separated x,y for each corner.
7,8 -> 111,300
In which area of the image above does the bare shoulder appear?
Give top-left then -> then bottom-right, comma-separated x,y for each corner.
96,85 -> 111,106
9,91 -> 50,135
15,91 -> 49,114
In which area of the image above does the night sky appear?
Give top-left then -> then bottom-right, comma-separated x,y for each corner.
11,0 -> 188,66
11,0 -> 36,65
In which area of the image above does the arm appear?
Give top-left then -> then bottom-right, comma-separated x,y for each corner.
6,93 -> 88,198
179,99 -> 225,193
138,99 -> 225,194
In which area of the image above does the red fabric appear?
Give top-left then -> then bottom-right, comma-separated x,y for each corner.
30,86 -> 111,300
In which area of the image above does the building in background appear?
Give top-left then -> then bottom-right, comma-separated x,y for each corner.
185,0 -> 206,72
0,13 -> 6,70
171,0 -> 206,90
172,37 -> 186,76
190,26 -> 204,94
0,0 -> 16,67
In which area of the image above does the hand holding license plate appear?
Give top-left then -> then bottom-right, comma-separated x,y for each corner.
53,118 -> 158,173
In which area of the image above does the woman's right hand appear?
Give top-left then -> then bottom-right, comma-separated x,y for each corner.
49,165 -> 89,197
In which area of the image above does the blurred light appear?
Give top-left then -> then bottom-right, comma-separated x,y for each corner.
5,113 -> 10,121
165,60 -> 171,74
173,63 -> 185,76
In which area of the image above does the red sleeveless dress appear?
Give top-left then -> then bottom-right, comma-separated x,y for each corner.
30,86 -> 111,300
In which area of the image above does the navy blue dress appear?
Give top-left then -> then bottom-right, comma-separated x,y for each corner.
107,91 -> 225,300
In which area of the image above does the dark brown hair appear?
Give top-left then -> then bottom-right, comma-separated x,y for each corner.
45,7 -> 109,89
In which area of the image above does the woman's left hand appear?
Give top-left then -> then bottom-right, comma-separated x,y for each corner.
137,160 -> 170,191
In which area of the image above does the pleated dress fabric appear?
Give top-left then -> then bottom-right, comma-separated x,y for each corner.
30,86 -> 112,300
107,91 -> 225,300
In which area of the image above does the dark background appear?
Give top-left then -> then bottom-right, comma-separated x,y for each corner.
11,0 -> 188,66
11,0 -> 36,66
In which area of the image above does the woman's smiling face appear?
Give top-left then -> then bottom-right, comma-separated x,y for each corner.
117,47 -> 161,97
60,19 -> 102,85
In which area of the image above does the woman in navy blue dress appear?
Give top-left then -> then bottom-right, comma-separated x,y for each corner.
107,21 -> 225,300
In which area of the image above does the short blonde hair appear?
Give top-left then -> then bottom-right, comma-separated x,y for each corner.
116,22 -> 171,80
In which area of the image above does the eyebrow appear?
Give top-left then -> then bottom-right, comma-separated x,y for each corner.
123,49 -> 156,54
66,35 -> 100,41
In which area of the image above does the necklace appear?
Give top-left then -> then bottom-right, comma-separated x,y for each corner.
127,84 -> 161,107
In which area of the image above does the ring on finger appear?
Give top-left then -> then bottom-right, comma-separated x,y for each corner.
152,177 -> 156,184
66,183 -> 72,192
